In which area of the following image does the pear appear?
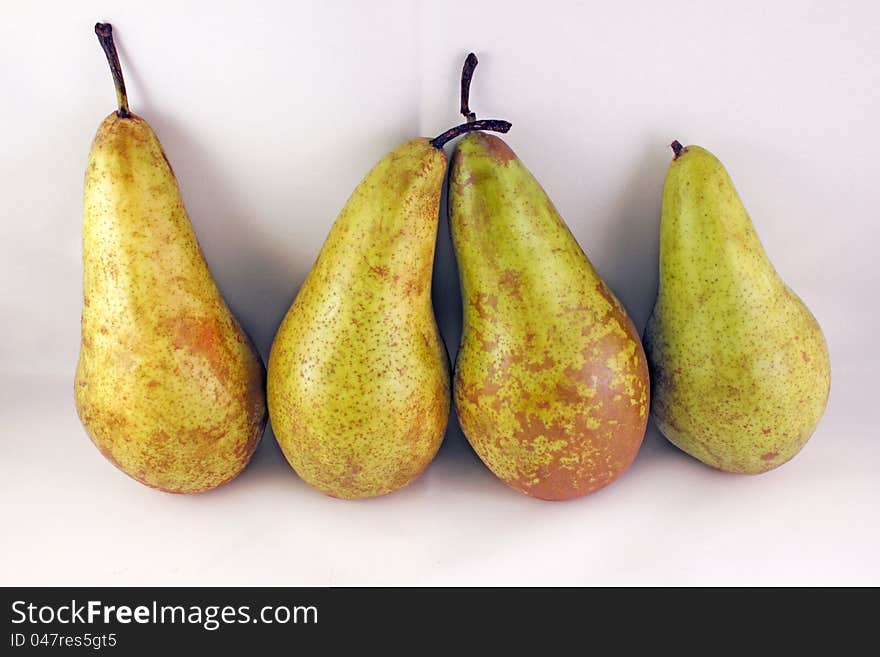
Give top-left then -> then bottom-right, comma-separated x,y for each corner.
75,24 -> 266,493
448,55 -> 649,501
644,142 -> 831,474
267,88 -> 511,499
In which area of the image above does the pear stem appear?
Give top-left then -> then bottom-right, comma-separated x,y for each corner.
671,140 -> 684,159
460,53 -> 479,122
95,23 -> 131,118
430,50 -> 511,148
430,120 -> 512,149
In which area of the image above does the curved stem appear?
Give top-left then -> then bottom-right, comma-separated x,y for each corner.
430,119 -> 511,149
95,23 -> 130,118
460,53 -> 478,122
671,140 -> 684,159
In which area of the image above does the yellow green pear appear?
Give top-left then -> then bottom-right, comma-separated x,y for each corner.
448,55 -> 649,501
267,94 -> 511,498
644,142 -> 831,474
75,24 -> 266,493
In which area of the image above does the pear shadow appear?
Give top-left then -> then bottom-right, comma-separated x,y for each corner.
431,163 -> 484,470
227,421 -> 310,491
432,166 -> 462,366
627,417 -> 684,473
593,142 -> 670,334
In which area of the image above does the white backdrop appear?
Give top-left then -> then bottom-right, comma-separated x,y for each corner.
1,0 -> 878,585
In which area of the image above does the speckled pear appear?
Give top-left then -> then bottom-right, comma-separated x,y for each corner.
75,25 -> 266,493
267,139 -> 451,499
449,132 -> 649,500
644,143 -> 830,473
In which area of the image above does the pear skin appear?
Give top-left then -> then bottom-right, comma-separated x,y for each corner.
644,143 -> 831,474
75,25 -> 266,493
449,132 -> 649,500
267,139 -> 451,499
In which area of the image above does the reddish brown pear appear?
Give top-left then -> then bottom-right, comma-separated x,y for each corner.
448,55 -> 649,500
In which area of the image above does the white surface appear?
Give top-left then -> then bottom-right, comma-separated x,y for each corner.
1,0 -> 878,585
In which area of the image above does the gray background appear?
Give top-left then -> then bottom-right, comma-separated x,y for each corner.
2,0 -> 878,584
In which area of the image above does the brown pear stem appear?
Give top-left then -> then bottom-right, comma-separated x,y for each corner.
460,53 -> 479,122
671,140 -> 684,159
430,51 -> 511,148
430,120 -> 512,149
95,23 -> 131,118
